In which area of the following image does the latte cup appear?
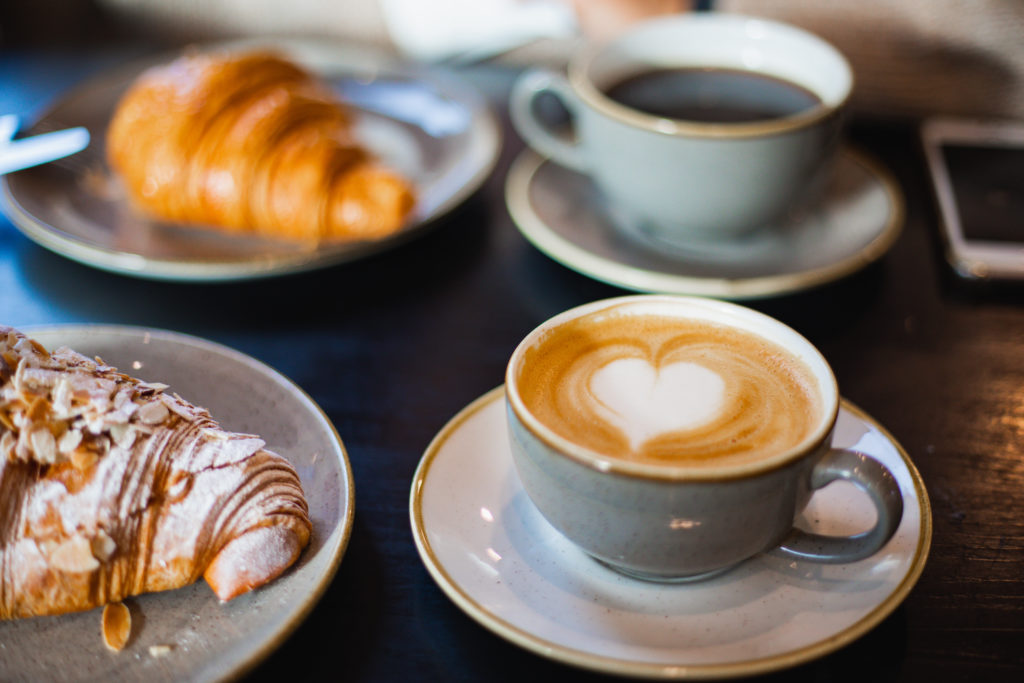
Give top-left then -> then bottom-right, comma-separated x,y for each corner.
509,14 -> 852,245
505,295 -> 903,581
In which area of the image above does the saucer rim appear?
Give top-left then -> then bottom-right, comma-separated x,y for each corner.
409,386 -> 932,680
505,146 -> 905,300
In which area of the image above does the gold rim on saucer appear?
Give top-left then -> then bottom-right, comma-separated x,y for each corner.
410,386 -> 931,679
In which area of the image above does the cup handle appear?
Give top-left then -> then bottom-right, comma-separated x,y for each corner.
774,449 -> 904,563
509,68 -> 589,172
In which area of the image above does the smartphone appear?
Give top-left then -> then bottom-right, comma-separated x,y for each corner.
920,117 -> 1024,281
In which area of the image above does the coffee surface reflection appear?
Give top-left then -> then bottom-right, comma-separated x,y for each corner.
603,67 -> 823,124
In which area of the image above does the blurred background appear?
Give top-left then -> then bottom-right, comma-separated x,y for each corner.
3,0 -> 1024,121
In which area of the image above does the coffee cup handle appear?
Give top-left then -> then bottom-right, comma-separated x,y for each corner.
775,449 -> 904,563
509,68 -> 589,172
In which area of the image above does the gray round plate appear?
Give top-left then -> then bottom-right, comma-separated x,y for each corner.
0,40 -> 500,281
0,325 -> 354,682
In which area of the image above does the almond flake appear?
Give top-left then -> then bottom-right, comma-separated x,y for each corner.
91,529 -> 117,561
148,644 -> 173,657
26,395 -> 49,422
164,395 -> 197,420
1,432 -> 15,461
51,378 -> 73,418
110,423 -> 136,449
102,602 -> 131,651
28,339 -> 50,358
13,430 -> 31,461
50,535 -> 100,573
30,428 -> 57,464
137,400 -> 169,426
200,427 -> 229,441
58,429 -> 83,454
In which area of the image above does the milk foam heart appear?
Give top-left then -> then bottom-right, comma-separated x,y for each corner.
589,358 -> 725,451
513,308 -> 822,466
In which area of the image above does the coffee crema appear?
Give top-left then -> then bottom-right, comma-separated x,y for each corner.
515,311 -> 822,468
602,67 -> 822,124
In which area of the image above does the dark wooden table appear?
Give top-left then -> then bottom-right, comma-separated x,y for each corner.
1,42 -> 1023,683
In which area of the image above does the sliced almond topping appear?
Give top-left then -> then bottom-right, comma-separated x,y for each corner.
164,395 -> 197,420
13,430 -> 31,461
50,535 -> 101,573
28,338 -> 50,359
200,427 -> 228,442
102,602 -> 131,652
91,529 -> 117,562
0,430 -> 15,459
59,428 -> 83,454
26,395 -> 49,422
137,400 -> 169,425
109,423 -> 136,449
29,428 -> 57,464
51,378 -> 73,417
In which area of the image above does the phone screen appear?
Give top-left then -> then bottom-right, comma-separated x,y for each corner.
941,143 -> 1024,243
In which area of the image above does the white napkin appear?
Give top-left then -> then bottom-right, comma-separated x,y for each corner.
379,0 -> 578,62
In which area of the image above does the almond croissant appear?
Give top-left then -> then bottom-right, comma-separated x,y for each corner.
0,326 -> 311,620
106,50 -> 415,242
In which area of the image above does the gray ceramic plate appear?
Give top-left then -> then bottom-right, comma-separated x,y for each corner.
506,147 -> 904,300
0,325 -> 354,682
0,40 -> 500,281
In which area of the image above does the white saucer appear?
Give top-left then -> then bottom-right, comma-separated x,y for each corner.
505,147 -> 904,300
410,387 -> 931,679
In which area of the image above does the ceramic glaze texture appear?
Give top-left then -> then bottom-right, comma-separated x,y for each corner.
574,110 -> 840,237
505,295 -> 903,581
511,14 -> 852,244
507,403 -> 823,578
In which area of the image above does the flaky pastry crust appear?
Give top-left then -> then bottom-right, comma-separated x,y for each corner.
0,326 -> 311,619
106,50 -> 414,242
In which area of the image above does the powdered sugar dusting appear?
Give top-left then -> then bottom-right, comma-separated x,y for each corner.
0,325 -> 311,620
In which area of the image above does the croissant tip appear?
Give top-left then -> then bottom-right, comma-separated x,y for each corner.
204,525 -> 305,601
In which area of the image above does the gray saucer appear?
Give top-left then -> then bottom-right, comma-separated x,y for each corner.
505,146 -> 903,299
1,40 -> 500,281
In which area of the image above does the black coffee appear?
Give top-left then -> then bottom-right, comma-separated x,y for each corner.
603,67 -> 822,124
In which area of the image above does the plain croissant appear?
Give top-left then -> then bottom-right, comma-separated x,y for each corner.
106,50 -> 415,242
0,326 -> 311,620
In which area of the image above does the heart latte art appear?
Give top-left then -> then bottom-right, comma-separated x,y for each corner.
515,311 -> 822,467
590,358 -> 726,451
